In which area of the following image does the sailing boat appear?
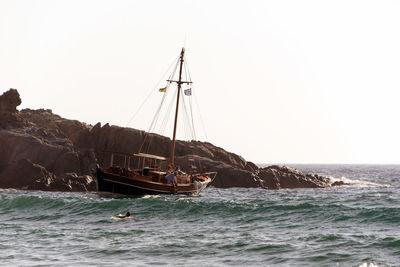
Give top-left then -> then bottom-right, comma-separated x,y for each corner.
95,48 -> 216,195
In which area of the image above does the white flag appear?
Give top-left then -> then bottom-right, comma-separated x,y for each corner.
184,88 -> 192,96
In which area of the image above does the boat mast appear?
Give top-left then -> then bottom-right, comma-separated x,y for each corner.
169,48 -> 185,169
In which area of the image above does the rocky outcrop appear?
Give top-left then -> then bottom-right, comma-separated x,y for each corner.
0,88 -> 21,113
0,88 -> 338,192
0,88 -> 28,129
258,165 -> 332,189
0,89 -> 97,191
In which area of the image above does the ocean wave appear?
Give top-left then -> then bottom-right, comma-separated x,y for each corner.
1,185 -> 400,266
357,263 -> 381,267
329,176 -> 391,187
2,190 -> 399,224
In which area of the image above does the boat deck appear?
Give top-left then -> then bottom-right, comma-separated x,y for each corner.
105,166 -> 192,185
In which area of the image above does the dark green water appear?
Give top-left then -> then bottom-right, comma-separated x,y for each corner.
1,165 -> 399,266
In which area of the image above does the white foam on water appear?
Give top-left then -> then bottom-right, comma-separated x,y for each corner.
141,194 -> 161,199
357,262 -> 380,267
329,176 -> 391,188
176,197 -> 191,202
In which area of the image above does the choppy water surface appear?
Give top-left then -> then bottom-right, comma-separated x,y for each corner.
1,165 -> 400,266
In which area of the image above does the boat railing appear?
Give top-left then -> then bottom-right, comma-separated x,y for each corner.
101,150 -> 167,171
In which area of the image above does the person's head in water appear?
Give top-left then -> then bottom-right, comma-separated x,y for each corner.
126,212 -> 130,217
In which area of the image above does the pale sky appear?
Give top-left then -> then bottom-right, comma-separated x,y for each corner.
1,0 -> 400,164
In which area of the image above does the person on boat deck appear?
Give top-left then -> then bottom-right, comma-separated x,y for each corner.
165,172 -> 177,186
176,167 -> 184,175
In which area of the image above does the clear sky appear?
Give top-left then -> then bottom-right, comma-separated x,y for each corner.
1,0 -> 400,164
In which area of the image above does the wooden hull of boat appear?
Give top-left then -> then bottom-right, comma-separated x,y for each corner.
96,168 -> 211,196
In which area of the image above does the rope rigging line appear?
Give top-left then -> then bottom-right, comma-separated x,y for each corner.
125,55 -> 180,127
140,82 -> 174,154
183,56 -> 204,173
181,90 -> 190,141
183,59 -> 196,140
142,90 -> 170,155
159,86 -> 177,135
146,84 -> 170,132
136,50 -> 206,160
148,56 -> 181,137
180,85 -> 194,141
182,58 -> 194,140
193,88 -> 208,141
184,57 -> 192,82
156,57 -> 181,135
154,57 -> 181,134
180,65 -> 189,140
189,92 -> 196,140
138,57 -> 181,154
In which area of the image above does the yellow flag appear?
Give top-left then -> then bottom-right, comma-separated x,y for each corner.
159,87 -> 167,92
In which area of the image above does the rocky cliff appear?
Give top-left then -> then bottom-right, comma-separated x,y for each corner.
0,88 -> 338,192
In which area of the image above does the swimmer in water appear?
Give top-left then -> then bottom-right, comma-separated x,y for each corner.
117,212 -> 132,219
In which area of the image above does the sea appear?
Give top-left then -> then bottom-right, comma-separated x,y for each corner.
1,164 -> 399,267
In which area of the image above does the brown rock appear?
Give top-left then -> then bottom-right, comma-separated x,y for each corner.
0,89 -> 27,129
0,88 -> 21,113
0,159 -> 56,190
331,180 -> 352,186
258,165 -> 332,189
0,88 -> 335,191
57,173 -> 97,192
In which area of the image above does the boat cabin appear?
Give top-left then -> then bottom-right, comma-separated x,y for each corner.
102,151 -> 191,184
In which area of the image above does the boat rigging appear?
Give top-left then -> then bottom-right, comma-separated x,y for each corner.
95,48 -> 216,195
